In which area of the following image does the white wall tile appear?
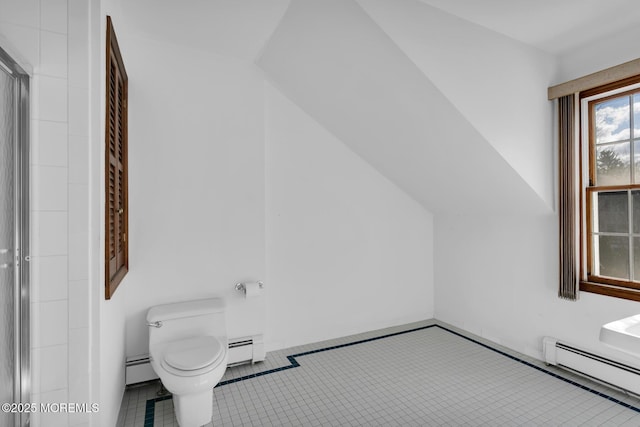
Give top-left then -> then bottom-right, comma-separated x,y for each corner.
31,255 -> 68,302
68,183 -> 88,230
68,232 -> 88,281
33,120 -> 67,166
68,134 -> 87,183
32,165 -> 68,211
40,0 -> 67,34
30,301 -> 40,349
68,327 -> 90,426
67,39 -> 87,90
32,211 -> 67,256
68,183 -> 88,280
37,75 -> 67,122
31,347 -> 42,394
67,0 -> 86,33
68,86 -> 88,136
68,327 -> 88,373
32,300 -> 68,347
67,0 -> 88,90
68,280 -> 88,328
66,0 -> 92,421
39,388 -> 69,427
0,0 -> 40,28
39,344 -> 68,392
67,375 -> 90,426
30,74 -> 40,120
30,393 -> 41,426
0,22 -> 40,68
40,30 -> 67,78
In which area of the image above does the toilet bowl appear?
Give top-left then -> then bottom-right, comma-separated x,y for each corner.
147,298 -> 228,427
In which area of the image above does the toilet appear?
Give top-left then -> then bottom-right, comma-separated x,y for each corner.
147,298 -> 228,427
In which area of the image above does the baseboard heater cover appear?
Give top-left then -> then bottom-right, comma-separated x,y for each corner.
542,336 -> 640,396
126,334 -> 266,385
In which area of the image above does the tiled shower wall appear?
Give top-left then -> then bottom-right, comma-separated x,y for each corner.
0,0 -> 92,426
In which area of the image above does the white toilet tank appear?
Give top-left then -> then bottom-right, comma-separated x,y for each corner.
147,298 -> 227,346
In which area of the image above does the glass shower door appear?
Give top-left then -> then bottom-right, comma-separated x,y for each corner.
0,46 -> 30,427
0,53 -> 16,427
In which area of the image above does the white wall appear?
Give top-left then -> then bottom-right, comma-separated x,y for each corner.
116,35 -> 266,358
434,32 -> 640,368
556,25 -> 640,84
97,290 -> 125,427
93,3 -> 127,426
116,30 -> 435,356
265,83 -> 434,350
434,214 -> 640,367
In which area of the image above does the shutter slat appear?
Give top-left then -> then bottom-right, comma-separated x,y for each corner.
109,61 -> 117,156
109,163 -> 116,259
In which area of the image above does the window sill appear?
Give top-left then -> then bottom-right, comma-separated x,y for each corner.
580,281 -> 640,302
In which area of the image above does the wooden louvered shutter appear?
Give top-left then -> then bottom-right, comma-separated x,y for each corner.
105,16 -> 128,299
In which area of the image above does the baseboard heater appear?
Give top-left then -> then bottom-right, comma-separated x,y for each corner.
542,337 -> 640,396
125,335 -> 266,385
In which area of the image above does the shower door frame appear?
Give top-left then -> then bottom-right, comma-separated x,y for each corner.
0,45 -> 31,427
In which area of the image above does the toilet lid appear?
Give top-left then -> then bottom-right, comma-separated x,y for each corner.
163,336 -> 224,371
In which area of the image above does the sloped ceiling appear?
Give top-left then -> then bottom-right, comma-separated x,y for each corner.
257,0 -> 550,214
355,0 -> 555,211
117,0 -> 640,215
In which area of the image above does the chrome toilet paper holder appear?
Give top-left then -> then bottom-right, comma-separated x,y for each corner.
234,281 -> 264,292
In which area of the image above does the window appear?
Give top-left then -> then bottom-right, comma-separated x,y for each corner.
105,16 -> 128,299
583,86 -> 640,288
577,76 -> 640,301
553,59 -> 640,301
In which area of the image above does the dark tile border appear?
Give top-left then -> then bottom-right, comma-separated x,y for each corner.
143,324 -> 640,426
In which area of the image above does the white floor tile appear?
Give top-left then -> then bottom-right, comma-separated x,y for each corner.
118,321 -> 640,426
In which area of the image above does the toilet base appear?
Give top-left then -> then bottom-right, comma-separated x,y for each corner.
173,389 -> 213,427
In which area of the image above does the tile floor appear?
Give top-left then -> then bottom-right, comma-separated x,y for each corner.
117,320 -> 640,426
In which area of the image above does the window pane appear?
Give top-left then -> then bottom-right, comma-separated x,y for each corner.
596,143 -> 630,185
634,190 -> 640,234
595,96 -> 630,144
595,191 -> 628,233
635,140 -> 640,183
596,235 -> 629,280
634,94 -> 640,138
635,237 -> 640,282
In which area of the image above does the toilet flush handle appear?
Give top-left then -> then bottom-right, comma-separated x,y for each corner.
147,321 -> 163,328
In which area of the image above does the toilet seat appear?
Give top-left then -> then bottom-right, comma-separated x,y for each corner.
164,336 -> 223,370
156,336 -> 227,377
